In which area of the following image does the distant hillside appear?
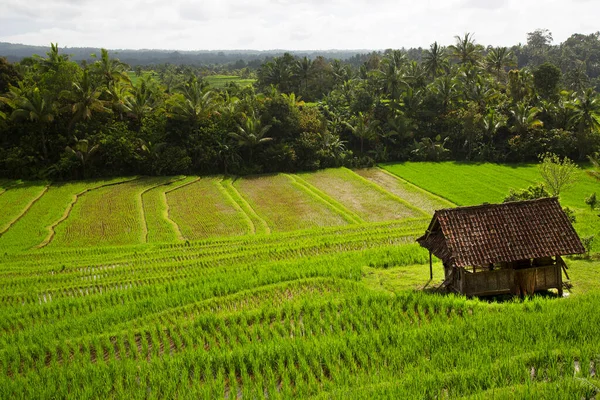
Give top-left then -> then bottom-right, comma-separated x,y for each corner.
0,42 -> 374,66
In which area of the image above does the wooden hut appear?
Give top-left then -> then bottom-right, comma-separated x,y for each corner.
417,198 -> 585,297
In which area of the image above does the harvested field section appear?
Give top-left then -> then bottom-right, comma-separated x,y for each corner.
355,168 -> 455,214
167,178 -> 250,240
234,174 -> 349,232
50,178 -> 170,247
299,168 -> 422,222
0,181 -> 48,235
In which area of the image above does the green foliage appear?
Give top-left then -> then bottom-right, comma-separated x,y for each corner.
585,192 -> 597,210
582,235 -> 595,257
538,152 -> 579,197
2,36 -> 600,179
504,183 -> 550,202
533,62 -> 562,99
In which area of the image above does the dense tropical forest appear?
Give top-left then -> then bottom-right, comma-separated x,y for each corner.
1,30 -> 599,179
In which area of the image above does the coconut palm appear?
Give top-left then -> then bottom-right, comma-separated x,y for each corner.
105,80 -> 131,119
589,153 -> 600,181
510,102 -> 543,135
123,79 -> 157,129
344,112 -> 380,156
567,89 -> 600,158
61,69 -> 110,128
449,33 -> 483,66
485,47 -> 516,81
431,75 -> 458,113
66,137 -> 100,177
169,78 -> 217,124
2,84 -> 55,161
423,42 -> 449,78
294,57 -> 313,96
228,112 -> 273,163
376,59 -> 408,100
94,48 -> 130,89
568,89 -> 600,135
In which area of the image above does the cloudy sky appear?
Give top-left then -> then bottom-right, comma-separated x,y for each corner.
0,0 -> 598,50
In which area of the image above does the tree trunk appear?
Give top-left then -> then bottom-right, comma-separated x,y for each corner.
40,126 -> 49,163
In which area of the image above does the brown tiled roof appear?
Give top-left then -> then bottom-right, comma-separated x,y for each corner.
417,198 -> 585,268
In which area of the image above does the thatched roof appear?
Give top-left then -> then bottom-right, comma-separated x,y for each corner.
417,198 -> 585,268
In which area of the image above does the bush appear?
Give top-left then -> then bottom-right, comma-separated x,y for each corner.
585,193 -> 597,210
504,183 -> 550,202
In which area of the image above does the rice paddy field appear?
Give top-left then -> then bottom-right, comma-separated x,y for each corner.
0,164 -> 599,398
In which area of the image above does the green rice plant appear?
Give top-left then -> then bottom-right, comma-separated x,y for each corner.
221,177 -> 270,235
141,175 -> 192,243
49,178 -> 174,248
166,177 -> 252,240
0,181 -> 48,237
204,75 -> 256,88
0,178 -> 129,252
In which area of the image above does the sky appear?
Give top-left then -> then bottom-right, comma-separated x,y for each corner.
0,0 -> 598,51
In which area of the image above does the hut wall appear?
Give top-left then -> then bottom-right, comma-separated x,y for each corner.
449,264 -> 562,296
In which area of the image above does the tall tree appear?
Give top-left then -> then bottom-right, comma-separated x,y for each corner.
449,33 -> 483,66
567,89 -> 600,159
66,137 -> 100,178
344,112 -> 379,156
423,42 -> 448,78
485,47 -> 516,80
294,56 -> 313,97
169,78 -> 217,125
2,84 -> 55,161
228,111 -> 273,163
509,102 -> 543,135
93,48 -> 130,89
61,69 -> 109,128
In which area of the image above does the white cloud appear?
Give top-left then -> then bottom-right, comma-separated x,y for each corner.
0,0 -> 597,50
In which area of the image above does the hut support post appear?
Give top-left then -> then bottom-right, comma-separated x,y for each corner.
429,251 -> 433,280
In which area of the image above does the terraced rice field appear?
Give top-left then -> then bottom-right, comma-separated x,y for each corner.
49,177 -> 173,248
1,164 -> 599,398
166,177 -> 251,240
233,174 -> 349,232
299,168 -> 425,222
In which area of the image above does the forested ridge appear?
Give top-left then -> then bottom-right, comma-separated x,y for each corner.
0,30 -> 599,180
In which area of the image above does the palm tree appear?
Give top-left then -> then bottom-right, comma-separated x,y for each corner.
509,102 -> 543,135
105,80 -> 130,119
376,59 -> 408,100
169,78 -> 217,124
485,47 -> 516,81
344,112 -> 379,156
37,43 -> 69,73
449,33 -> 483,66
228,112 -> 273,163
123,79 -> 156,129
61,69 -> 110,128
2,84 -> 55,161
431,75 -> 458,113
507,69 -> 534,103
94,48 -> 130,89
567,89 -> 600,159
294,57 -> 313,96
66,137 -> 100,177
588,153 -> 600,181
423,42 -> 448,78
